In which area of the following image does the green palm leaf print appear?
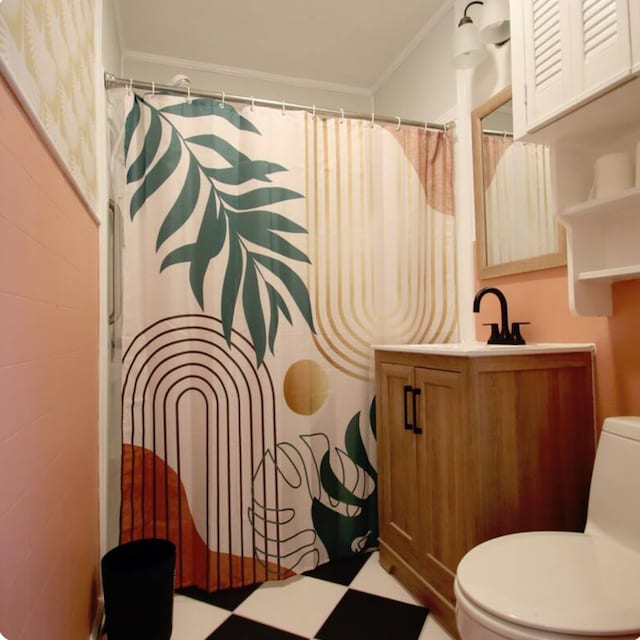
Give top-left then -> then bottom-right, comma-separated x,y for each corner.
124,93 -> 315,365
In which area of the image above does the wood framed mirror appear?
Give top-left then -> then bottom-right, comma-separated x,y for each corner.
472,86 -> 566,279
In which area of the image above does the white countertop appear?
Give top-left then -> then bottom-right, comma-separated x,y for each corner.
372,342 -> 596,356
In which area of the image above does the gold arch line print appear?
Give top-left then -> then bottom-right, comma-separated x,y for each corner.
303,114 -> 457,381
308,115 -> 442,380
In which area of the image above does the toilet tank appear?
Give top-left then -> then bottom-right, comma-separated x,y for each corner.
585,416 -> 640,552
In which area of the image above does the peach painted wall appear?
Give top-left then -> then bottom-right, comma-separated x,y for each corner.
474,261 -> 640,427
0,73 -> 100,639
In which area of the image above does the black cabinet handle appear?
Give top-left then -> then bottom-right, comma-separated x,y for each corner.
412,388 -> 422,434
403,385 -> 413,430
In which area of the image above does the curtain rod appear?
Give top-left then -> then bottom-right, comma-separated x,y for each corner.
482,128 -> 514,138
104,73 -> 455,133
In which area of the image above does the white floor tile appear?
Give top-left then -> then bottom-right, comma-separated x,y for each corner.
171,595 -> 231,640
349,551 -> 422,606
234,574 -> 347,637
418,614 -> 456,640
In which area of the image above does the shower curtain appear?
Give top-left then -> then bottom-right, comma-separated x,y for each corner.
482,134 -> 555,264
110,88 -> 457,593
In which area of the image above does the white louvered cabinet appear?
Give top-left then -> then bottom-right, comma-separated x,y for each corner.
509,0 -> 640,317
511,0 -> 634,137
631,0 -> 640,73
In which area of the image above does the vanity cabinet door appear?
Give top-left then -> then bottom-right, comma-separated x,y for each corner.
413,366 -> 470,604
377,362 -> 420,563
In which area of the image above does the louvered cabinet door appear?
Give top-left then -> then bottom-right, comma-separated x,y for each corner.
627,0 -> 640,74
572,0 -> 631,101
522,0 -> 573,129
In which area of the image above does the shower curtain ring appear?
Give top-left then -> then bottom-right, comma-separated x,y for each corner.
340,108 -> 345,124
371,112 -> 375,128
396,116 -> 401,131
186,86 -> 192,104
250,96 -> 255,111
312,104 -> 316,120
220,92 -> 225,109
127,78 -> 133,96
151,81 -> 155,97
443,122 -> 449,136
282,100 -> 286,116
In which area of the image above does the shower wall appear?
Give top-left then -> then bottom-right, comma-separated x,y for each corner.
0,74 -> 100,640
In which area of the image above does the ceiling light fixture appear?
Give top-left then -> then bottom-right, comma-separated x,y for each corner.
453,0 -> 510,70
478,0 -> 511,45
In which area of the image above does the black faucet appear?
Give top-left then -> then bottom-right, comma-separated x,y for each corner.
472,286 -> 528,345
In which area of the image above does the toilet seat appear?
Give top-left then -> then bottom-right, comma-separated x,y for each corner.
456,531 -> 640,636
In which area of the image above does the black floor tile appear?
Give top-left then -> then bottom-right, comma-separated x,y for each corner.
303,551 -> 373,586
176,583 -> 261,611
206,614 -> 307,639
316,589 -> 428,640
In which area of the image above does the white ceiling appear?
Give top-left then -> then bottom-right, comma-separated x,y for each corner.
115,0 -> 451,91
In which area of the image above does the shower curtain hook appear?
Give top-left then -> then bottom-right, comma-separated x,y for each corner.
151,81 -> 155,97
443,122 -> 449,137
186,86 -> 192,104
220,92 -> 225,109
424,119 -> 428,133
371,112 -> 375,128
250,96 -> 255,111
503,130 -> 507,143
312,104 -> 316,120
396,116 -> 401,131
282,100 -> 286,116
340,108 -> 345,124
127,78 -> 133,96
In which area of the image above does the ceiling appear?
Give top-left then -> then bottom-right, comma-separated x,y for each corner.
114,0 -> 451,91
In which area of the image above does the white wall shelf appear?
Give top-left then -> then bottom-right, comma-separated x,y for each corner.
561,187 -> 640,220
558,186 -> 640,316
578,265 -> 640,282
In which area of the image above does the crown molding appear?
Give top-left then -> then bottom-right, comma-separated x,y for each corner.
123,50 -> 373,97
370,0 -> 454,94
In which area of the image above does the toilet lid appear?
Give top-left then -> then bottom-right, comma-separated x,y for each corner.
456,531 -> 640,635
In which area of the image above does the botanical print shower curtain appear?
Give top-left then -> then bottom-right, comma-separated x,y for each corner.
482,135 -> 556,264
112,89 -> 457,593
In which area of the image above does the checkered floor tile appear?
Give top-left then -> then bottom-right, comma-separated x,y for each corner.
166,551 -> 454,640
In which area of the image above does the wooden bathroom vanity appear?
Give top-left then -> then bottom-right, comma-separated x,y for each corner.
374,344 -> 596,637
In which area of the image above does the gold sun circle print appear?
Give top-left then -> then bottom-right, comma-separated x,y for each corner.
283,359 -> 329,415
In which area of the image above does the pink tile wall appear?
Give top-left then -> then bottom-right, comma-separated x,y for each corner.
0,73 -> 100,639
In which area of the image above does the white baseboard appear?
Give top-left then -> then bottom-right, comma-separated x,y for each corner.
90,598 -> 104,640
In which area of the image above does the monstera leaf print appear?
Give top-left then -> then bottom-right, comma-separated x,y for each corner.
124,94 -> 315,365
312,398 -> 378,559
251,398 -> 378,568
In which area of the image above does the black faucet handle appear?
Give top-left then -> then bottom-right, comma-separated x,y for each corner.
482,322 -> 501,344
510,322 -> 530,345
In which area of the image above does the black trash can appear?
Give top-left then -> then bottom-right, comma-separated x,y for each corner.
101,539 -> 176,640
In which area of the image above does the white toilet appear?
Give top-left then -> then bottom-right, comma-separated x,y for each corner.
454,416 -> 640,640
